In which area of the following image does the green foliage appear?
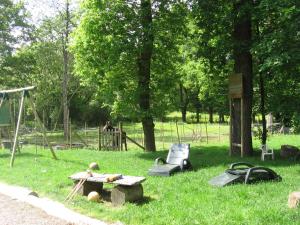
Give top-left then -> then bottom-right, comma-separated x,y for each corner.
291,113 -> 300,133
0,0 -> 30,60
0,0 -> 31,86
71,0 -> 188,119
252,0 -> 300,120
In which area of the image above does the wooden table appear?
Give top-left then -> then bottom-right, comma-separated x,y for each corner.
69,172 -> 146,205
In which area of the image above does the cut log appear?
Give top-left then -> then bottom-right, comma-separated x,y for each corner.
288,192 -> 300,208
280,145 -> 300,159
74,181 -> 103,196
111,184 -> 143,206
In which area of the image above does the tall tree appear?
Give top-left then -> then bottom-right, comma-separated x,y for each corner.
193,0 -> 253,155
232,0 -> 253,155
0,0 -> 30,85
62,0 -> 71,140
138,0 -> 155,151
71,0 -> 187,151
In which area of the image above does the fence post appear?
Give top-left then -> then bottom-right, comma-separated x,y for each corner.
170,122 -> 173,143
98,125 -> 101,151
161,121 -> 165,149
69,118 -> 72,149
119,122 -> 123,151
219,122 -> 221,142
205,115 -> 208,144
175,120 -> 181,144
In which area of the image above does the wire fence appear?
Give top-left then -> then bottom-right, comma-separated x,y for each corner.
1,120 -> 295,151
6,121 -> 230,151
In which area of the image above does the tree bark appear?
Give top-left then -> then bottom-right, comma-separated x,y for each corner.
259,72 -> 267,145
232,0 -> 253,156
208,106 -> 214,123
219,113 -> 225,123
196,107 -> 200,123
179,83 -> 188,123
62,0 -> 70,141
255,16 -> 267,145
137,0 -> 156,152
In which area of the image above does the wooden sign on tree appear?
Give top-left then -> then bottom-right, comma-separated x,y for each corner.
229,73 -> 244,157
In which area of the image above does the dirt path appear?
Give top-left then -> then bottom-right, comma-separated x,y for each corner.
0,193 -> 74,225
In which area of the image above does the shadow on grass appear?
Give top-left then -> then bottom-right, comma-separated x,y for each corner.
134,196 -> 155,205
58,158 -> 88,168
0,152 -> 43,159
136,145 -> 299,170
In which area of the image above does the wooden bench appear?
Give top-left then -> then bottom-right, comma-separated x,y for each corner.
69,172 -> 146,205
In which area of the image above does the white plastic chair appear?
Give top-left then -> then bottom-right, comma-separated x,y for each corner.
260,144 -> 274,161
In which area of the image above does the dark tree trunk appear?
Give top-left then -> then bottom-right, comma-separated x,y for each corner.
219,113 -> 225,123
255,16 -> 267,145
137,0 -> 156,151
196,107 -> 200,123
179,83 -> 188,123
62,0 -> 70,141
208,106 -> 214,123
232,0 -> 253,156
259,72 -> 267,145
252,113 -> 256,123
193,88 -> 201,123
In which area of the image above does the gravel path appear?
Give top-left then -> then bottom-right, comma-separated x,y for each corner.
0,193 -> 74,225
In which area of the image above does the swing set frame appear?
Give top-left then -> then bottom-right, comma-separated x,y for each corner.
0,86 -> 57,167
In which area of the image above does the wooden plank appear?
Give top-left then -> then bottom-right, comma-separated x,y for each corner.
113,176 -> 146,186
98,126 -> 101,150
241,97 -> 244,158
229,98 -> 232,156
0,86 -> 35,94
229,73 -> 243,98
126,135 -> 145,150
69,172 -> 146,186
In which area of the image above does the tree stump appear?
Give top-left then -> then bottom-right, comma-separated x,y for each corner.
280,145 -> 300,159
288,192 -> 300,208
74,181 -> 103,196
111,184 -> 143,206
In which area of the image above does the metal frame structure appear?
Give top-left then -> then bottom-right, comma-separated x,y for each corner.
0,86 -> 57,167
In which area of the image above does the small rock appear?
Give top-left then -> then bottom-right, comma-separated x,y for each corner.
87,191 -> 101,202
28,191 -> 39,197
89,162 -> 99,170
288,192 -> 300,208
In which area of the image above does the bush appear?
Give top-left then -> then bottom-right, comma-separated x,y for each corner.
291,113 -> 300,133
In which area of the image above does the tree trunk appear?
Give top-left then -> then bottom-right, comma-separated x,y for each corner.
196,107 -> 200,123
252,113 -> 256,123
259,72 -> 267,145
179,83 -> 188,123
137,0 -> 156,152
208,106 -> 213,123
255,16 -> 267,145
232,0 -> 253,156
219,113 -> 225,123
193,88 -> 201,123
62,0 -> 70,141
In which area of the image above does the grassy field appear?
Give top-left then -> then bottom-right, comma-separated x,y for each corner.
0,134 -> 299,225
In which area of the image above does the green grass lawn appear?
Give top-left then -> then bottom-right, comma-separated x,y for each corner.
0,135 -> 299,225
